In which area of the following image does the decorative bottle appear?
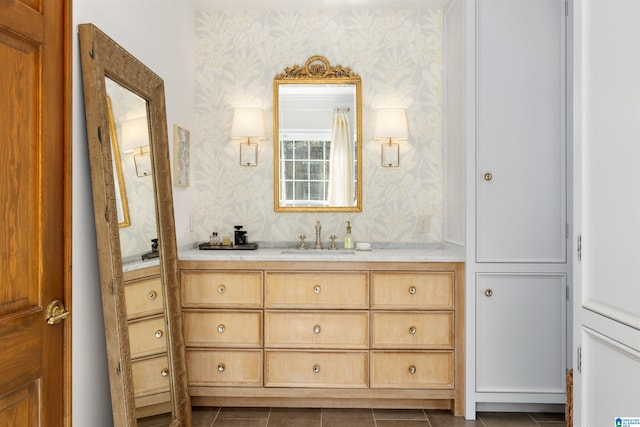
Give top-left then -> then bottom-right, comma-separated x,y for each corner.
344,221 -> 353,249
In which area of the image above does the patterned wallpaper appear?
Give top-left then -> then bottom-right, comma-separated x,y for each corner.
192,7 -> 443,246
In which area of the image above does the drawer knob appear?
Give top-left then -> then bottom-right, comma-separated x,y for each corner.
148,290 -> 157,300
484,172 -> 493,181
217,324 -> 226,333
313,365 -> 321,374
484,288 -> 493,297
218,363 -> 225,372
408,365 -> 417,374
161,368 -> 169,377
313,285 -> 321,294
409,326 -> 417,335
408,286 -> 416,295
313,325 -> 321,334
154,329 -> 163,339
217,284 -> 226,293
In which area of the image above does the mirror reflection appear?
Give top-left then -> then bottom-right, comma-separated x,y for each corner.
105,78 -> 157,262
274,56 -> 362,212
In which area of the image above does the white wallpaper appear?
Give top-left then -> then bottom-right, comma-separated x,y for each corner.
193,8 -> 443,246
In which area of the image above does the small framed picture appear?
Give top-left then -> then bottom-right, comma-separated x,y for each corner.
173,124 -> 190,187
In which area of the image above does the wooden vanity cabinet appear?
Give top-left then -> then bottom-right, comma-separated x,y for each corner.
180,261 -> 464,415
123,265 -> 172,416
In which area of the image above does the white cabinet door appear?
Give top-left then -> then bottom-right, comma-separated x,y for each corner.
476,274 -> 566,393
476,0 -> 566,263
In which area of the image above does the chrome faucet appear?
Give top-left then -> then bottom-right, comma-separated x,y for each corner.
314,220 -> 322,250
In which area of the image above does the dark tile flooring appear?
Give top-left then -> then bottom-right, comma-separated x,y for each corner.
139,407 -> 566,427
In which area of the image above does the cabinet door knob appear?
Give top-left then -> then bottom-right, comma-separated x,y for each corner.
217,284 -> 226,293
409,326 -> 417,335
484,289 -> 493,297
408,286 -> 416,295
217,324 -> 226,333
313,285 -> 321,294
218,363 -> 225,372
313,324 -> 322,334
148,290 -> 157,300
484,172 -> 493,181
313,365 -> 321,374
161,368 -> 169,377
408,365 -> 417,374
155,329 -> 164,339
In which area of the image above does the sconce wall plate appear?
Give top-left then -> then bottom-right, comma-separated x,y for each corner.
240,141 -> 258,166
381,142 -> 400,167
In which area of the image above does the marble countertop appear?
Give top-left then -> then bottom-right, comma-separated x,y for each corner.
179,242 -> 465,263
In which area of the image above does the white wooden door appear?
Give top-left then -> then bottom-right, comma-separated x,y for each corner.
476,0 -> 566,263
573,0 -> 640,425
476,274 -> 566,394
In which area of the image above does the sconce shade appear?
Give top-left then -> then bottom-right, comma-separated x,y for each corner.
121,116 -> 150,152
373,108 -> 409,139
231,107 -> 266,139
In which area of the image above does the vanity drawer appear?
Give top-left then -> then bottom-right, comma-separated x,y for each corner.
371,272 -> 454,310
265,350 -> 368,388
371,312 -> 454,349
370,351 -> 454,389
265,272 -> 368,308
131,354 -> 171,398
265,311 -> 369,349
129,315 -> 168,359
181,270 -> 262,308
183,310 -> 262,347
125,275 -> 165,320
187,349 -> 262,387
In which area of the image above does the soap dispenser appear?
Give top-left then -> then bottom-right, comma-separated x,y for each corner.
344,221 -> 353,249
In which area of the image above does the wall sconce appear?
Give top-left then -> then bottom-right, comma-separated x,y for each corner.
231,107 -> 266,166
373,108 -> 409,167
121,116 -> 152,176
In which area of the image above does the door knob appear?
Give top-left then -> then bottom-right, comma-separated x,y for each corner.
46,300 -> 70,325
484,172 -> 493,181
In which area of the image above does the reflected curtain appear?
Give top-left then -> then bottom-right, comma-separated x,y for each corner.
328,108 -> 354,206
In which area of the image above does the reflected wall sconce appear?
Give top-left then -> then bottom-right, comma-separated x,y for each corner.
373,108 -> 408,167
231,107 -> 266,166
121,116 -> 152,177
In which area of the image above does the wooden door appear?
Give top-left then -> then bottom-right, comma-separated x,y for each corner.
0,1 -> 71,426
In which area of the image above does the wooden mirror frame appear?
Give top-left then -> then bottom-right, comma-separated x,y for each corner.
78,24 -> 191,426
274,55 -> 363,212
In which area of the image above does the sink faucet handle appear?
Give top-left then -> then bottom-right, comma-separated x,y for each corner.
297,234 -> 307,250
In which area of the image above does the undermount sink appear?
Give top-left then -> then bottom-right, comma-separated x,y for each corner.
280,249 -> 355,255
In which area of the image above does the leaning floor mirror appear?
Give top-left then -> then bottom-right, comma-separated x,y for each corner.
79,24 -> 191,426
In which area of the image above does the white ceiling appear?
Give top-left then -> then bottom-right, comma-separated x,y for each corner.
193,0 -> 444,10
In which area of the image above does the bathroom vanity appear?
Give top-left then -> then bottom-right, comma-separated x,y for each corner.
178,246 -> 465,415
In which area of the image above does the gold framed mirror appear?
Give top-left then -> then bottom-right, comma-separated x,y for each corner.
274,56 -> 362,212
78,24 -> 191,426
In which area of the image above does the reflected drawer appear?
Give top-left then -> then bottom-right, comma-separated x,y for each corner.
265,350 -> 368,388
371,312 -> 453,349
132,354 -> 171,398
181,270 -> 262,308
187,349 -> 262,387
265,311 -> 368,349
370,351 -> 454,389
183,310 -> 262,347
129,315 -> 167,358
371,272 -> 454,310
265,272 -> 368,308
125,275 -> 164,320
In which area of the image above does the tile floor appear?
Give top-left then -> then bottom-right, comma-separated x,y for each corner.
139,407 -> 566,427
